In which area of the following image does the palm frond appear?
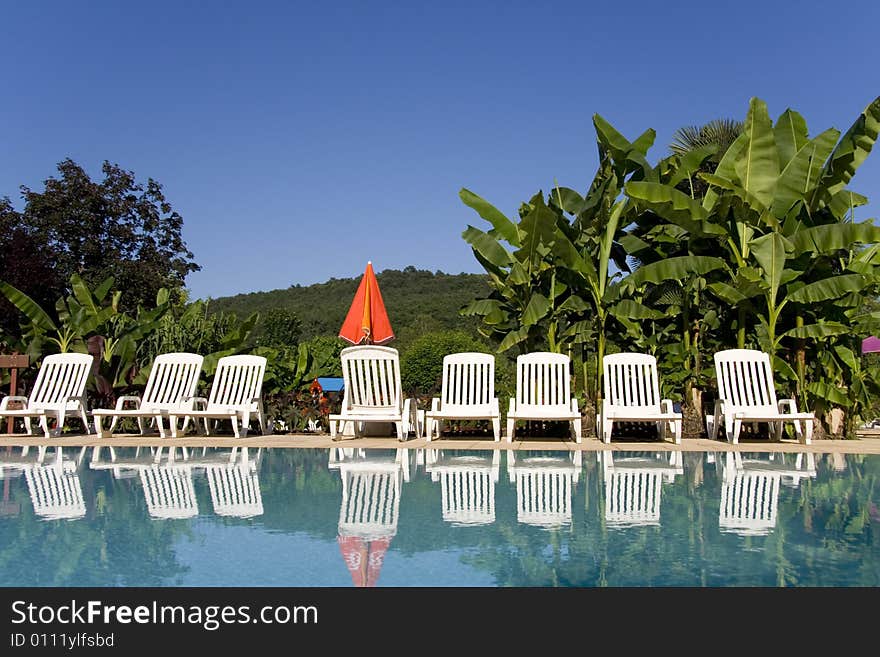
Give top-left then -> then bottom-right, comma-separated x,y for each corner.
670,118 -> 743,157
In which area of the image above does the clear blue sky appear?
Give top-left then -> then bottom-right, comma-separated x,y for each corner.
2,1 -> 879,301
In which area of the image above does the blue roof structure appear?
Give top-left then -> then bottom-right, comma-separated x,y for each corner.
315,377 -> 344,392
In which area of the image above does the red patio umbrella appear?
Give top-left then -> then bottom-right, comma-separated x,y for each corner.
337,535 -> 392,587
338,261 -> 394,345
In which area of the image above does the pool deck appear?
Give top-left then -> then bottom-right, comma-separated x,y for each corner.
2,429 -> 880,454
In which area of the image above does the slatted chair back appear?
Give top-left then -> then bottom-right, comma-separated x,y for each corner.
603,352 -> 662,412
28,353 -> 93,411
339,346 -> 402,416
514,352 -> 572,415
141,352 -> 204,412
714,348 -> 779,414
439,352 -> 495,414
206,355 -> 267,412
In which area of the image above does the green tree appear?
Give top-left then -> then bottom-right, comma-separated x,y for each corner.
0,197 -> 63,339
400,330 -> 496,397
14,158 -> 199,314
255,307 -> 302,348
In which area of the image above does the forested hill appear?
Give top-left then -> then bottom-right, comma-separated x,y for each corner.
205,266 -> 491,348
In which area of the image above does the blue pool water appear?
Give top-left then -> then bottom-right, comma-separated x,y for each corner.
0,444 -> 878,587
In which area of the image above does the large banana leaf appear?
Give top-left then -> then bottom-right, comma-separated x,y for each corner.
700,173 -> 769,213
708,281 -> 748,305
522,293 -> 550,326
608,300 -> 665,320
70,274 -> 114,314
622,255 -> 725,290
552,186 -> 586,215
827,189 -> 869,219
0,281 -> 57,332
782,321 -> 849,339
785,274 -> 867,304
667,144 -> 718,189
774,108 -> 808,168
749,232 -> 790,296
735,97 -> 779,208
703,131 -> 748,210
459,188 -> 520,245
805,381 -> 850,406
462,226 -> 514,269
460,299 -> 506,324
497,326 -> 529,353
514,194 -> 559,276
771,128 -> 839,217
625,181 -> 725,236
788,222 -> 880,255
812,95 -> 880,207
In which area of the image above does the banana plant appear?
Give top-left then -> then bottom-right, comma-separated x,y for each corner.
0,273 -> 118,361
460,189 -> 576,354
625,95 -> 880,429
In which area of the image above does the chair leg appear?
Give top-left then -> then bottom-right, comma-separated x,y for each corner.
79,406 -> 91,435
506,418 -> 515,443
492,417 -> 501,442
395,421 -> 405,442
802,418 -> 812,445
155,415 -> 166,439
710,402 -> 722,441
731,418 -> 742,444
601,415 -> 612,444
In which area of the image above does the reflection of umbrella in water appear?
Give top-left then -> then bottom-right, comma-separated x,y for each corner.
330,447 -> 408,586
339,261 -> 394,345
337,535 -> 392,587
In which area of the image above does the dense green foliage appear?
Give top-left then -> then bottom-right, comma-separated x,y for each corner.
0,159 -> 199,338
207,266 -> 489,353
462,95 -> 880,436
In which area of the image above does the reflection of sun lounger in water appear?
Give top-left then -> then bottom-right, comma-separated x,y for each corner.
507,450 -> 582,528
425,449 -> 500,526
1,446 -> 87,520
717,452 -> 816,536
89,445 -> 197,519
184,447 -> 264,519
329,448 -> 410,586
600,451 -> 683,528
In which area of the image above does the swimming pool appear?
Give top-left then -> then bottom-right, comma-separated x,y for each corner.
0,444 -> 877,587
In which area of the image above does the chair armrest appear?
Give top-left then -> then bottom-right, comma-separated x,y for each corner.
0,395 -> 29,411
183,396 -> 208,410
115,395 -> 142,410
570,397 -> 579,414
778,398 -> 799,414
508,398 -> 516,414
430,397 -> 440,413
660,399 -> 678,415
